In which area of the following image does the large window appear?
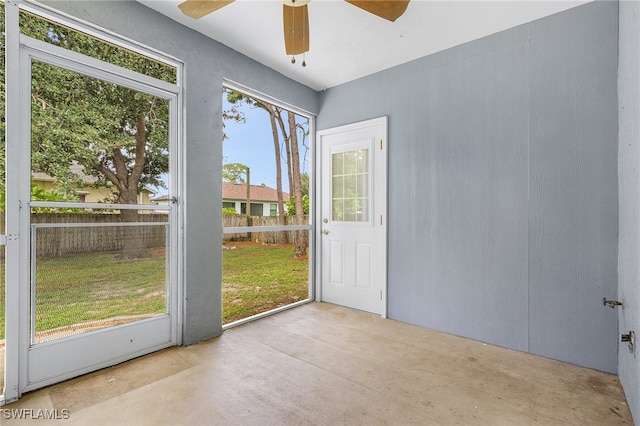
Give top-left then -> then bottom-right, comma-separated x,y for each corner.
221,85 -> 312,325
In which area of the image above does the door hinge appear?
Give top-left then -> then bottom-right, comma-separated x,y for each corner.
603,298 -> 623,308
380,290 -> 383,300
621,331 -> 635,354
380,215 -> 383,226
380,139 -> 383,150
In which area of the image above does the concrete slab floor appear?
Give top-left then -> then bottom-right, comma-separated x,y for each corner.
1,302 -> 634,425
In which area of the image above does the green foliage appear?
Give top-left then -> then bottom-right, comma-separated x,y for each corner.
299,172 -> 310,197
222,87 -> 246,141
222,207 -> 237,215
223,162 -> 249,184
29,182 -> 85,213
286,172 -> 309,215
0,183 -> 79,213
0,11 -> 173,209
29,59 -> 170,198
286,194 -> 309,215
19,11 -> 176,83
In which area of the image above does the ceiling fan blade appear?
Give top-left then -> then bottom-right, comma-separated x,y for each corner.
178,0 -> 234,19
283,4 -> 310,56
345,0 -> 410,22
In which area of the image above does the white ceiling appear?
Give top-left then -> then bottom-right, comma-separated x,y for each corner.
137,0 -> 589,91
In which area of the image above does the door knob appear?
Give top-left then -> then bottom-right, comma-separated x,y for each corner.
322,229 -> 330,235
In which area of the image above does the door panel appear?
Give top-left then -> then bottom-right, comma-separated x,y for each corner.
27,315 -> 171,386
356,243 -> 372,289
318,118 -> 387,316
329,241 -> 344,284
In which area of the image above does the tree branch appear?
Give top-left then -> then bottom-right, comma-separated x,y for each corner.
94,162 -> 123,192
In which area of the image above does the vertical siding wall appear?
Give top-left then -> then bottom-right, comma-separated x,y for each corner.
618,0 -> 640,422
317,1 -> 619,372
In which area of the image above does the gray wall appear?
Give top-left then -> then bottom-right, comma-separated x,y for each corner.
618,0 -> 640,422
317,1 -> 619,373
45,1 -> 318,345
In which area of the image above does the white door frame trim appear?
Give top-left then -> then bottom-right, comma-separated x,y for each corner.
315,116 -> 388,318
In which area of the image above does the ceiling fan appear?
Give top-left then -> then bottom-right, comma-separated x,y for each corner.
177,0 -> 410,65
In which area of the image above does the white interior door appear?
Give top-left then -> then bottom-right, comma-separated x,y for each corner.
10,35 -> 181,394
318,117 -> 387,316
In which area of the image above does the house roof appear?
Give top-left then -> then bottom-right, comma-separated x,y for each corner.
223,182 -> 289,203
32,162 -> 99,184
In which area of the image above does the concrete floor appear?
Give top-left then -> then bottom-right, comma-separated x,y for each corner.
3,302 -> 634,425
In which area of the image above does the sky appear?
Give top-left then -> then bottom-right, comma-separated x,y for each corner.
150,93 -> 309,198
222,94 -> 309,193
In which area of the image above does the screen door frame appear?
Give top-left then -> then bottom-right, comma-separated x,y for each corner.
4,1 -> 184,400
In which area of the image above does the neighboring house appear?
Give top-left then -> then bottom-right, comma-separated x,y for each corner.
153,183 -> 288,216
222,182 -> 289,216
31,162 -> 156,205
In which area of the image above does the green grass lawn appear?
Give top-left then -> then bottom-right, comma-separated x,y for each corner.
0,242 -> 308,340
222,241 -> 309,324
33,252 -> 166,336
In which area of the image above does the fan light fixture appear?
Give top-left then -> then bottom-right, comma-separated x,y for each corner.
282,0 -> 310,66
177,0 -> 409,67
282,0 -> 311,6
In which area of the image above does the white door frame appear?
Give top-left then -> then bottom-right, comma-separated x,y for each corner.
3,1 -> 184,402
315,116 -> 388,318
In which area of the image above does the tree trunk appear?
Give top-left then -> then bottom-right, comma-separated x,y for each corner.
117,187 -> 149,260
288,112 -> 307,258
105,114 -> 149,260
266,106 -> 287,243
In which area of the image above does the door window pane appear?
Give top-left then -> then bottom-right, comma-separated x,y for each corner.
332,149 -> 370,222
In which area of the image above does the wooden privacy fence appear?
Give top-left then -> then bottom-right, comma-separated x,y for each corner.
223,215 -> 309,245
26,213 -> 168,258
0,213 -> 309,258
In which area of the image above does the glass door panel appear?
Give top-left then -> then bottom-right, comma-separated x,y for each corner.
21,37 -> 179,392
29,59 -> 172,346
